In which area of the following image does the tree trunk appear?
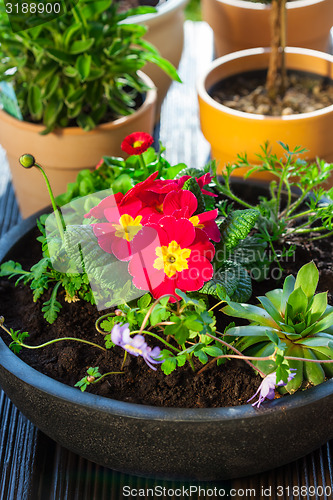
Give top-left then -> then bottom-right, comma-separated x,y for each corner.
266,0 -> 287,100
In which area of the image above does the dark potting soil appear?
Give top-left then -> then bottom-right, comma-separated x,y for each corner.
210,69 -> 333,116
1,190 -> 333,407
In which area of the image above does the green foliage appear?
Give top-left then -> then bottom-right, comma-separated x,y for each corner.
0,1 -> 179,133
97,289 -> 221,375
75,367 -> 101,392
215,142 -> 333,250
8,329 -> 30,354
222,262 -> 333,393
56,145 -> 185,207
199,208 -> 261,301
182,177 -> 205,214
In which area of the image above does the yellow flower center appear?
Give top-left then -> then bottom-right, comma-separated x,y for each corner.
133,140 -> 144,148
124,344 -> 143,355
189,215 -> 204,229
113,214 -> 142,242
153,240 -> 191,278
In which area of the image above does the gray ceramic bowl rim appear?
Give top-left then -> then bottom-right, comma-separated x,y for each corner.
1,211 -> 333,423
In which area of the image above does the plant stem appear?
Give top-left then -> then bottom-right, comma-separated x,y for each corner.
121,351 -> 127,370
205,331 -> 266,377
138,154 -> 149,179
35,163 -> 65,242
139,294 -> 178,333
208,300 -> 227,312
131,329 -> 181,353
93,371 -> 125,384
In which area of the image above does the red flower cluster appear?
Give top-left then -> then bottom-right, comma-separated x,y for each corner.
85,171 -> 219,300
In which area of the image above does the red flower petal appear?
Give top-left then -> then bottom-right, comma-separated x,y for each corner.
176,255 -> 214,290
157,216 -> 196,248
121,132 -> 154,156
163,190 -> 197,216
189,228 -> 215,261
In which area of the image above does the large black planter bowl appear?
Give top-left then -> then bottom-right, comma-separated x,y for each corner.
1,212 -> 333,481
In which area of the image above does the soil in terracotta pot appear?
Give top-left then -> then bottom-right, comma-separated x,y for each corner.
210,69 -> 333,116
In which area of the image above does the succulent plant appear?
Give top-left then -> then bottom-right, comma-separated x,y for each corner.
222,261 -> 333,393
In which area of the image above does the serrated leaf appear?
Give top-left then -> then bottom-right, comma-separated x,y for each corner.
161,357 -> 177,375
200,261 -> 252,303
217,209 -> 259,253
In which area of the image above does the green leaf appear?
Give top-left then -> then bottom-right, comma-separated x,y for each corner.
281,274 -> 296,314
203,346 -> 223,357
63,66 -> 78,78
28,85 -> 43,120
308,292 -> 327,323
227,325 -> 277,338
194,349 -> 208,364
217,209 -> 259,253
286,287 -> 308,319
143,53 -> 181,82
41,283 -> 62,324
182,177 -> 205,213
43,75 -> 60,100
294,261 -> 319,298
76,54 -> 91,81
257,296 -> 282,324
200,261 -> 251,303
161,357 -> 177,375
283,344 -> 304,394
222,302 -> 278,327
302,349 -> 325,386
137,293 -> 152,310
47,48 -> 74,65
70,38 -> 95,54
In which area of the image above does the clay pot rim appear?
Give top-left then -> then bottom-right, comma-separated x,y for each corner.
122,0 -> 189,26
212,0 -> 330,11
1,210 -> 333,422
0,71 -> 157,136
197,46 -> 333,122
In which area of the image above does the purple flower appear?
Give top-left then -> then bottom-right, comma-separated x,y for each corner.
111,323 -> 163,370
248,368 -> 297,408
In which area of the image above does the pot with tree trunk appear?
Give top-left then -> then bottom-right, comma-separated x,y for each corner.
1,135 -> 333,479
202,0 -> 333,58
197,45 -> 333,179
0,0 -> 179,217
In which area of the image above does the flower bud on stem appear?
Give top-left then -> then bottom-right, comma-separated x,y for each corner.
19,155 -> 65,242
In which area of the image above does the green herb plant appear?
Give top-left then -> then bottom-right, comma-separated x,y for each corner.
0,0 -> 179,133
222,261 -> 333,393
214,142 -> 333,267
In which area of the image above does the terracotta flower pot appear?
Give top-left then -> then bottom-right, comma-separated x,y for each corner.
0,72 -> 156,218
126,0 -> 188,119
1,213 -> 333,480
197,47 -> 333,180
202,0 -> 333,58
